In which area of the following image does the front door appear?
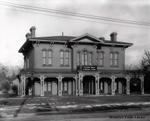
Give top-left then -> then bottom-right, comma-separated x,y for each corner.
34,82 -> 40,96
83,76 -> 95,95
52,81 -> 58,95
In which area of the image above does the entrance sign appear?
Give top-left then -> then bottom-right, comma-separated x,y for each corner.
82,66 -> 97,71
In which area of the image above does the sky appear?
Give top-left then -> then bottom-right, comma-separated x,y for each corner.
0,0 -> 149,68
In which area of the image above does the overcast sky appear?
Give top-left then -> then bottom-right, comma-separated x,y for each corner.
0,0 -> 150,68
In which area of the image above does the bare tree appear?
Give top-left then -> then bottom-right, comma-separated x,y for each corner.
125,64 -> 140,70
141,50 -> 150,70
0,64 -> 20,93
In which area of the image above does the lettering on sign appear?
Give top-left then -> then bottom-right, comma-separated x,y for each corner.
82,66 -> 97,71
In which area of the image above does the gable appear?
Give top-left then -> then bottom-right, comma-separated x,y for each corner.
75,37 -> 100,43
79,38 -> 95,42
70,33 -> 104,43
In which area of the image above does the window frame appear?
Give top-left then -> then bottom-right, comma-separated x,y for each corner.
81,52 -> 84,65
60,49 -> 70,67
98,51 -> 104,67
42,49 -> 47,66
60,50 -> 64,66
81,50 -> 88,66
64,50 -> 69,66
47,49 -> 53,66
84,50 -> 88,66
88,52 -> 93,66
110,52 -> 119,67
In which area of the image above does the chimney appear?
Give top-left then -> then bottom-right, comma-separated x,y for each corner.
30,26 -> 36,38
25,33 -> 31,39
62,32 -> 64,36
110,32 -> 117,42
99,37 -> 105,41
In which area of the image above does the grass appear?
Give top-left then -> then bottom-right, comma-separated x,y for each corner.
1,95 -> 150,117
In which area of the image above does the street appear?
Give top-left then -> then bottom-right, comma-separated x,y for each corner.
3,107 -> 150,121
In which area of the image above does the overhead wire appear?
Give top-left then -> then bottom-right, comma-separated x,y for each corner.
0,1 -> 150,28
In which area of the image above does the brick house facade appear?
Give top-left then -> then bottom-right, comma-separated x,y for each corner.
18,26 -> 144,96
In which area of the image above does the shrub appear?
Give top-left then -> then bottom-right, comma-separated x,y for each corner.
0,80 -> 10,93
11,85 -> 18,95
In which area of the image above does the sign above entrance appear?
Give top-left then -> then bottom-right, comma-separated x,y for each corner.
82,66 -> 97,71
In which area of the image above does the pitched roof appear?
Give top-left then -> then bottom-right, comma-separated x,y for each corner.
19,36 -> 76,52
19,34 -> 133,53
103,40 -> 133,47
31,36 -> 76,41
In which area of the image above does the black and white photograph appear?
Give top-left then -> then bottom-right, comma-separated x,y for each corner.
0,0 -> 150,121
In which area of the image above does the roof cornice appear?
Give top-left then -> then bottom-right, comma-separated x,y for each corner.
18,34 -> 133,53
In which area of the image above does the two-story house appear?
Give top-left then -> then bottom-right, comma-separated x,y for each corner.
18,26 -> 144,97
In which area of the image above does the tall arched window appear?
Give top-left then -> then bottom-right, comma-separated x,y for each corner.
88,52 -> 92,65
81,50 -> 88,66
60,50 -> 70,66
42,49 -> 46,65
64,50 -> 69,66
60,50 -> 64,65
48,49 -> 53,65
81,50 -> 93,66
98,51 -> 104,66
84,51 -> 88,65
110,52 -> 119,67
81,52 -> 84,65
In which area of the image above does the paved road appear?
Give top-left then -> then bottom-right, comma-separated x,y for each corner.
3,107 -> 150,121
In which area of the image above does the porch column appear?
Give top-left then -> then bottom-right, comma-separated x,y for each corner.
111,76 -> 116,95
95,73 -> 99,95
18,82 -> 20,96
21,75 -> 26,97
40,75 -> 45,96
57,75 -> 63,96
18,79 -> 21,96
20,85 -> 22,96
125,76 -> 130,95
140,75 -> 144,95
79,73 -> 83,96
31,78 -> 34,96
74,75 -> 78,96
